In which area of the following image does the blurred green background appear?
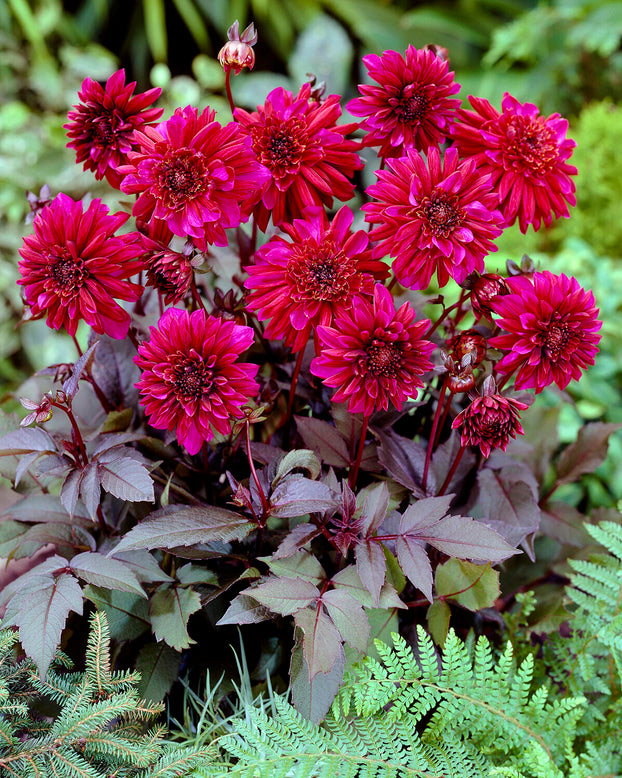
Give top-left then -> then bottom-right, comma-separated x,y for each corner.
2,0 -> 622,512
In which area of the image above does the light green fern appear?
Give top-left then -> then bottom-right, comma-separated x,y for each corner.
0,611 -> 209,778
193,520 -> 622,778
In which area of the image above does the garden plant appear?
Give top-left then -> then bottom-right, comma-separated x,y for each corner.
0,7 -> 621,777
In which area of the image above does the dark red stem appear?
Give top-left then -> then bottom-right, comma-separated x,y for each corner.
349,414 -> 370,489
437,444 -> 466,496
422,378 -> 448,493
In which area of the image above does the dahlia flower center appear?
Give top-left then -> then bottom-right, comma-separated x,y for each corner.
540,319 -> 573,360
504,115 -> 559,175
257,120 -> 307,171
48,251 -> 88,298
417,193 -> 463,237
395,86 -> 429,125
365,339 -> 402,377
287,242 -> 356,302
167,352 -> 213,403
91,113 -> 118,145
156,150 -> 208,207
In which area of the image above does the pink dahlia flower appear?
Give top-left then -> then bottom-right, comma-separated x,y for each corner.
489,271 -> 601,394
119,106 -> 269,249
452,382 -> 529,458
310,284 -> 434,416
451,93 -> 577,232
135,308 -> 259,455
65,69 -> 162,188
364,147 -> 505,290
347,45 -> 461,158
235,84 -> 363,232
244,205 -> 388,352
18,194 -> 144,339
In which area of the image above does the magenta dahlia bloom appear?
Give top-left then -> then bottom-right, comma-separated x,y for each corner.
244,206 -> 388,352
139,219 -> 194,305
119,106 -> 269,249
234,83 -> 363,232
135,308 -> 259,455
452,383 -> 529,458
451,93 -> 577,233
488,271 -> 601,394
364,147 -> 505,290
65,69 -> 162,188
18,194 -> 144,339
347,46 -> 461,158
310,284 -> 434,416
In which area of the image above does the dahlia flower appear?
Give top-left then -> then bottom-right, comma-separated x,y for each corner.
364,146 -> 505,289
244,205 -> 387,352
468,272 -> 510,321
451,92 -> 577,232
139,219 -> 194,305
452,382 -> 529,458
135,307 -> 259,455
234,84 -> 363,231
119,106 -> 269,249
18,194 -> 144,339
310,284 -> 434,416
65,69 -> 162,188
347,45 -> 461,158
489,271 -> 601,393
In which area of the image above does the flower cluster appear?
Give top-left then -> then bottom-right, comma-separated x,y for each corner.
16,38 -> 600,469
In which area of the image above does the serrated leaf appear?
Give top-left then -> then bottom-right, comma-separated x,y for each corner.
216,593 -> 272,625
0,427 -> 56,455
109,550 -> 174,583
355,539 -> 386,607
331,564 -> 405,609
248,576 -> 320,616
294,605 -> 343,679
83,585 -> 150,641
556,422 -> 622,485
263,549 -> 326,584
176,563 -> 218,586
135,642 -> 181,702
3,493 -> 91,526
294,416 -> 350,467
395,535 -> 433,603
273,449 -> 321,485
149,586 -> 201,651
0,555 -> 68,607
110,506 -> 255,553
399,495 -> 454,534
98,455 -> 154,503
435,558 -> 500,611
272,522 -> 321,559
70,552 -> 146,597
91,431 -> 147,456
425,515 -> 518,561
322,589 -> 370,652
358,481 -> 390,536
60,468 -> 83,517
270,476 -> 339,518
62,341 -> 98,399
4,572 -> 83,678
376,428 -> 428,496
79,461 -> 101,520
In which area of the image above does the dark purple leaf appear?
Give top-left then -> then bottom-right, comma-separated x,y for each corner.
247,576 -> 320,616
322,589 -> 370,652
273,450 -> 321,484
12,522 -> 95,558
62,341 -> 98,400
331,564 -> 405,609
430,431 -> 476,494
216,593 -> 272,625
290,631 -> 344,724
0,554 -> 69,607
294,416 -> 350,467
270,476 -> 339,518
91,432 -> 146,456
14,451 -> 43,487
376,429 -> 428,496
79,462 -> 101,520
60,468 -> 82,517
110,506 -> 255,553
395,536 -> 433,602
70,551 -> 146,597
89,334 -> 140,408
294,605 -> 343,679
264,549 -> 325,585
273,522 -> 322,559
358,481 -> 390,536
110,550 -> 174,582
540,501 -> 589,547
355,539 -> 386,607
424,515 -> 518,561
399,495 -> 454,534
135,642 -> 181,702
2,494 -> 91,527
98,455 -> 154,503
556,422 -> 622,485
0,427 -> 56,455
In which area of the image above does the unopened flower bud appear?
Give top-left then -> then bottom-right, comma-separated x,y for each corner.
447,329 -> 487,368
218,21 -> 257,75
19,396 -> 53,426
423,43 -> 450,63
469,273 -> 510,320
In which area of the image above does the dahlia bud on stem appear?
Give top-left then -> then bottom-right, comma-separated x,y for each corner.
218,21 -> 258,115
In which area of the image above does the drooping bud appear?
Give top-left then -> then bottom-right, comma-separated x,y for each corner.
468,273 -> 510,321
218,21 -> 257,75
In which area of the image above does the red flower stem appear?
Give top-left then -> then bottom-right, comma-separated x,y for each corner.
422,378 -> 448,492
437,444 -> 466,496
127,328 -> 140,351
286,348 -> 305,422
96,505 -> 107,534
386,276 -> 398,292
158,292 -> 164,317
190,279 -> 206,311
349,414 -> 370,489
434,388 -> 454,449
245,420 -> 269,522
71,334 -> 83,357
224,67 -> 235,116
53,401 -> 88,467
